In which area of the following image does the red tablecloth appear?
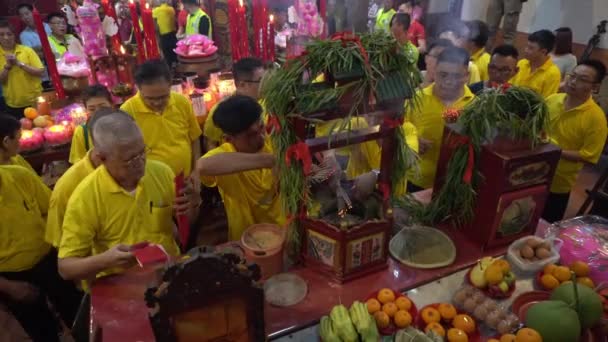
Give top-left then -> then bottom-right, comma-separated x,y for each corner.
90,190 -> 551,341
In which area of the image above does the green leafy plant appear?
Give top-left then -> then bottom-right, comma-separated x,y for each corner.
261,31 -> 421,256
397,86 -> 549,226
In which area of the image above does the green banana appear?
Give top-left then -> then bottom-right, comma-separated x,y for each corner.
319,316 -> 341,342
349,301 -> 379,342
330,305 -> 358,342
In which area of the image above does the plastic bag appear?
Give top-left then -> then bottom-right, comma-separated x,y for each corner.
544,215 -> 608,285
174,34 -> 217,57
77,0 -> 108,57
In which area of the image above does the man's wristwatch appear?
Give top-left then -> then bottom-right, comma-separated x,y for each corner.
17,61 -> 25,68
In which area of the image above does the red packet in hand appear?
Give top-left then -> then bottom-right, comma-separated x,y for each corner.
175,173 -> 190,249
132,244 -> 169,267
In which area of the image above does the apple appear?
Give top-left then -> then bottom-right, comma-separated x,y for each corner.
20,118 -> 32,130
503,272 -> 516,285
33,116 -> 47,128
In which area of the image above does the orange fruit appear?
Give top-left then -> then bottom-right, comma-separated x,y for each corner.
485,265 -> 504,285
377,288 -> 395,304
438,303 -> 457,320
425,322 -> 446,337
500,334 -> 516,342
421,307 -> 441,324
395,296 -> 412,311
23,107 -> 38,120
552,266 -> 571,282
540,274 -> 560,290
452,314 -> 476,334
493,259 -> 511,274
571,261 -> 590,277
382,302 -> 398,318
373,311 -> 390,329
447,328 -> 469,342
515,328 -> 542,342
543,263 -> 557,275
577,277 -> 595,289
366,298 -> 381,314
394,310 -> 412,328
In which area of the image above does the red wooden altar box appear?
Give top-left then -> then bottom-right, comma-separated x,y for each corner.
301,215 -> 391,283
434,126 -> 561,250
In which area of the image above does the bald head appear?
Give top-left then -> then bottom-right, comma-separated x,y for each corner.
92,111 -> 142,156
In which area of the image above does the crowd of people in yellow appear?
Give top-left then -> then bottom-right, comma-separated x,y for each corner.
1,6 -> 607,342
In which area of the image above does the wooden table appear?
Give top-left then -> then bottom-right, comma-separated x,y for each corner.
89,191 -> 551,341
22,145 -> 70,174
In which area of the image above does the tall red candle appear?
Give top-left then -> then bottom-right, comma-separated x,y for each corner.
142,3 -> 160,59
101,0 -> 123,52
128,0 -> 146,63
252,0 -> 261,58
227,0 -> 241,62
33,8 -> 65,99
319,0 -> 327,38
267,14 -> 275,62
238,0 -> 249,58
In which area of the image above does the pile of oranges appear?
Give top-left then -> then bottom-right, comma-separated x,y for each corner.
366,288 -> 414,329
488,327 -> 542,342
539,261 -> 594,290
419,304 -> 476,342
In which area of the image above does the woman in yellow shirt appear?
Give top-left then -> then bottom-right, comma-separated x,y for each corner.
0,114 -> 36,173
69,85 -> 114,164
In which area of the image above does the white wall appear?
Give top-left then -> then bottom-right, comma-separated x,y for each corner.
458,0 -> 608,49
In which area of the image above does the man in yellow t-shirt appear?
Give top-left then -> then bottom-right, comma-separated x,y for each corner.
542,60 -> 608,223
58,113 -> 200,281
204,58 -> 267,149
196,95 -> 284,241
437,22 -> 481,84
0,20 -> 44,119
0,165 -> 82,342
152,0 -> 177,66
0,115 -> 36,174
406,47 -> 476,192
465,20 -> 491,81
47,109 -> 129,248
121,60 -> 202,176
511,30 -> 561,98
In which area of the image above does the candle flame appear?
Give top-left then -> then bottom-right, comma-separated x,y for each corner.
203,92 -> 213,101
22,130 -> 34,139
239,0 -> 243,7
269,14 -> 274,23
37,96 -> 46,103
120,45 -> 126,54
49,125 -> 65,133
61,120 -> 70,126
129,0 -> 134,4
145,3 -> 150,9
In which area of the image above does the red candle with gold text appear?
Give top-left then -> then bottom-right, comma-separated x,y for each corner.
227,0 -> 241,62
101,0 -> 122,51
128,0 -> 146,63
116,46 -> 135,85
33,8 -> 65,98
143,3 -> 160,59
319,0 -> 327,38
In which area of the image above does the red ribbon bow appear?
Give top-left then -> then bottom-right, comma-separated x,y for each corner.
266,114 -> 281,135
489,82 -> 512,93
383,116 -> 404,129
285,141 -> 313,176
447,135 -> 475,185
330,32 -> 370,64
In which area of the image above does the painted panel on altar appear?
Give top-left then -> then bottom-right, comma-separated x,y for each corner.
346,233 -> 384,271
306,230 -> 339,268
174,297 -> 249,342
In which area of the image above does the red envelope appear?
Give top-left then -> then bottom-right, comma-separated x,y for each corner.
175,173 -> 190,250
133,244 -> 169,267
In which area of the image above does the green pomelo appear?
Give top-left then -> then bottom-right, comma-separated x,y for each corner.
551,282 -> 603,330
525,300 -> 581,342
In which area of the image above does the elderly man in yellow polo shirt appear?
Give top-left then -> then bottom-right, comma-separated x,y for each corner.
0,20 -> 44,119
46,109 -> 129,248
196,95 -> 284,241
542,60 -> 608,223
0,165 -> 82,342
121,60 -> 202,177
405,47 -> 476,192
58,112 -> 200,281
511,30 -> 561,98
204,58 -> 267,149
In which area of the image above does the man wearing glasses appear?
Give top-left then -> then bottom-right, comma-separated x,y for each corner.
405,47 -> 476,193
204,58 -> 267,149
46,12 -> 81,60
542,60 -> 607,222
121,60 -> 202,177
469,44 -> 519,95
58,112 -> 200,280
